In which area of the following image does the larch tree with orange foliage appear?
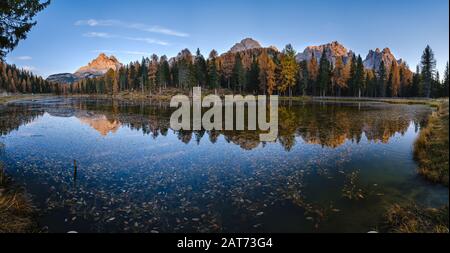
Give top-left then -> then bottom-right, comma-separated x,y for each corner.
258,51 -> 276,95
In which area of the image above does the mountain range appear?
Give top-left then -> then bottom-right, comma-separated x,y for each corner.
47,38 -> 408,84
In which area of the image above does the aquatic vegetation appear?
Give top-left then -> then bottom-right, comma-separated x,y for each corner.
383,204 -> 449,233
0,162 -> 37,233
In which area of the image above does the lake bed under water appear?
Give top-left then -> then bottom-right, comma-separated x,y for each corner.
0,97 -> 448,233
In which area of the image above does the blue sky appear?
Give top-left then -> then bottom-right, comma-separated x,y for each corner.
5,0 -> 449,78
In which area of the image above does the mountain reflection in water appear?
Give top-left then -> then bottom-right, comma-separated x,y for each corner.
0,98 -> 447,233
0,98 -> 431,150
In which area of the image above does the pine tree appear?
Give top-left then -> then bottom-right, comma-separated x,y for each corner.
420,45 -> 436,98
231,53 -> 246,92
378,60 -> 387,97
194,49 -> 207,87
318,48 -> 331,97
298,61 -> 309,96
247,56 -> 260,94
0,0 -> 50,60
158,55 -> 170,89
207,50 -> 220,90
443,62 -> 449,97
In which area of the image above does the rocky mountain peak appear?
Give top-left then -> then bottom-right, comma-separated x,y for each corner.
229,38 -> 262,53
77,53 -> 122,74
363,47 -> 398,71
47,53 -> 123,84
296,41 -> 353,65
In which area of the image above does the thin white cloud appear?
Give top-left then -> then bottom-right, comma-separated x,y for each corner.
83,31 -> 169,46
15,56 -> 32,61
75,19 -> 189,37
125,37 -> 169,46
83,32 -> 114,38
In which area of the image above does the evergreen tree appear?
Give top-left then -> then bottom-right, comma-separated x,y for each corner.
443,62 -> 449,97
158,55 -> 170,89
378,60 -> 387,97
194,49 -> 207,87
420,45 -> 436,98
207,50 -> 220,90
231,53 -> 246,92
246,56 -> 260,94
0,0 -> 50,60
318,48 -> 331,97
298,60 -> 309,96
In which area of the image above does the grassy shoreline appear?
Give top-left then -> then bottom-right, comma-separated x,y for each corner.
1,95 -> 45,233
0,163 -> 38,233
383,99 -> 448,233
413,100 -> 449,186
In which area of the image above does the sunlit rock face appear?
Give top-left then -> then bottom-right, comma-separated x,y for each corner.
46,53 -> 122,84
296,41 -> 354,65
229,38 -> 262,53
363,48 -> 405,72
75,53 -> 122,77
77,114 -> 121,136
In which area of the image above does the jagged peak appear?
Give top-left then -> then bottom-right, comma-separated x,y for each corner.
76,53 -> 122,74
229,38 -> 262,53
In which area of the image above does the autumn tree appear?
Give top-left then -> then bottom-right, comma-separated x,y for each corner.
278,44 -> 298,97
148,54 -> 159,94
307,54 -> 319,95
332,56 -> 349,96
389,60 -> 400,97
258,51 -> 276,95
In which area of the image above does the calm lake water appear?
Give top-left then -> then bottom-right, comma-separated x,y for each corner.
0,97 -> 448,233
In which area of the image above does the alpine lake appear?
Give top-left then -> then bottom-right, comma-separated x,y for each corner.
0,97 -> 448,233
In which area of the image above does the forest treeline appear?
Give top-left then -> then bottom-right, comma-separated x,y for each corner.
1,45 -> 449,98
0,61 -> 59,94
55,45 -> 450,98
